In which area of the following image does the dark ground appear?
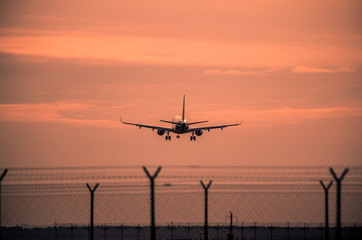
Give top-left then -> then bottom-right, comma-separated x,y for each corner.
3,225 -> 362,240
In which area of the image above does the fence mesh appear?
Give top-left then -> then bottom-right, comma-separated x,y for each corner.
1,165 -> 362,239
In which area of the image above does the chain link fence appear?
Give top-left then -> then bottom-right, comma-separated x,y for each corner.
1,165 -> 361,239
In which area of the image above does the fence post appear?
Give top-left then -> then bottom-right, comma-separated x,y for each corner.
0,169 -> 8,240
321,223 -> 324,240
118,224 -> 125,240
86,183 -> 99,240
216,223 -> 219,240
136,223 -> 141,240
54,222 -> 57,240
320,180 -> 333,240
143,166 -> 162,240
68,224 -> 74,240
200,180 -> 212,240
254,222 -> 257,240
330,168 -> 348,240
187,223 -> 190,240
241,222 -> 244,240
101,224 -> 109,240
227,211 -> 233,240
169,221 -> 175,240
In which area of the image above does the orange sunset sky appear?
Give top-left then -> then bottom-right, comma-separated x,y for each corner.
0,0 -> 361,168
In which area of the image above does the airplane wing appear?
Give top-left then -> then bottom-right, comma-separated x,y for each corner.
120,117 -> 174,132
188,122 -> 241,132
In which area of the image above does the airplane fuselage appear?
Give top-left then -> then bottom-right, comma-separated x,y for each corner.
172,115 -> 189,133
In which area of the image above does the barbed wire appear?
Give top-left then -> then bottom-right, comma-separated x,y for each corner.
2,165 -> 361,184
5,165 -> 362,171
3,182 -> 362,197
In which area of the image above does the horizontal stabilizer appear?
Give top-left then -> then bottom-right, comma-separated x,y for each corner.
160,120 -> 179,124
187,120 -> 208,125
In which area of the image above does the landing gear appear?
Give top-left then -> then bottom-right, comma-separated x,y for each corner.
190,132 -> 196,141
165,135 -> 171,141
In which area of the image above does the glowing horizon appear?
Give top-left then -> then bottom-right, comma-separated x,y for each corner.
0,0 -> 361,168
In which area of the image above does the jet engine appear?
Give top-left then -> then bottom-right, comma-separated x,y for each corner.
157,129 -> 165,136
195,130 -> 203,136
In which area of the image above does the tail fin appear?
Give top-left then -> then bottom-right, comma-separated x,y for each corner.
182,95 -> 185,121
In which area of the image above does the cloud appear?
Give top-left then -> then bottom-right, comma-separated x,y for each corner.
248,107 -> 362,123
192,106 -> 362,129
291,65 -> 355,73
0,26 -> 360,69
20,15 -> 61,22
204,66 -> 356,75
203,69 -> 265,76
0,102 -> 123,128
2,102 -> 361,130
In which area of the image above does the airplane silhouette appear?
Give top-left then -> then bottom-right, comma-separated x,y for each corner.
121,95 -> 241,141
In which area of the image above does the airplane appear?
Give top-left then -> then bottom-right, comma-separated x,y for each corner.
120,95 -> 241,141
